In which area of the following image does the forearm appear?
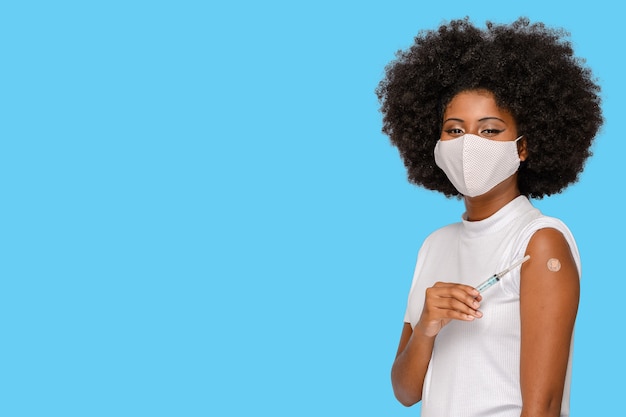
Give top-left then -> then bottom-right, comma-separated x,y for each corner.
391,329 -> 435,406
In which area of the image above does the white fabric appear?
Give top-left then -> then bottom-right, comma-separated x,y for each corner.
403,196 -> 579,417
434,134 -> 521,197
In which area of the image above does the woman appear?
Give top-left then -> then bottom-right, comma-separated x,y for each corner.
376,18 -> 602,416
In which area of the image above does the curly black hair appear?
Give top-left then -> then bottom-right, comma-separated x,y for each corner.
376,17 -> 603,199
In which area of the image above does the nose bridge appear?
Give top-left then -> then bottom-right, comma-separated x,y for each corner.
465,123 -> 480,136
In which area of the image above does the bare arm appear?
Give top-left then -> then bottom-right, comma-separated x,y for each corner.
390,323 -> 434,406
391,282 -> 483,406
520,228 -> 579,417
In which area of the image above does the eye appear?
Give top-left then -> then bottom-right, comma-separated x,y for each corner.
444,128 -> 464,135
480,129 -> 503,137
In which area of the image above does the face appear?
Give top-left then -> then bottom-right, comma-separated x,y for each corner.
441,89 -> 523,147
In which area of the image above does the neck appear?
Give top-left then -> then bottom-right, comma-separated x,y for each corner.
463,177 -> 522,221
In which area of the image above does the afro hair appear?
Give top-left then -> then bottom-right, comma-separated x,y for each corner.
376,17 -> 603,198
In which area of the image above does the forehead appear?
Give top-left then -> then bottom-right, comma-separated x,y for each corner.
443,90 -> 513,121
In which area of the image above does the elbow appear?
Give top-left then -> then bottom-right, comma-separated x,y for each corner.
391,368 -> 421,407
395,393 -> 420,407
392,382 -> 421,407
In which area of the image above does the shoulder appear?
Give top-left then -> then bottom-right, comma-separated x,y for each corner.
517,213 -> 580,272
429,221 -> 463,237
422,222 -> 462,245
524,226 -> 580,283
527,227 -> 572,255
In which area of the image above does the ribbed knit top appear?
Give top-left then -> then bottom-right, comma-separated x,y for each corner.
404,196 -> 580,417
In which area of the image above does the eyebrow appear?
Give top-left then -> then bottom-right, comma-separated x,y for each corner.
442,117 -> 507,124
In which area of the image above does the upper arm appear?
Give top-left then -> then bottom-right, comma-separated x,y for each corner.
519,227 -> 579,415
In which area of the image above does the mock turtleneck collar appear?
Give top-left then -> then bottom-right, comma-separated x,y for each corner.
461,196 -> 534,237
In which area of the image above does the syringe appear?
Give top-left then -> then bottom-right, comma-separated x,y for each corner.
475,255 -> 531,293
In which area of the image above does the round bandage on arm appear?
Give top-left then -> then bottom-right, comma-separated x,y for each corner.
547,258 -> 562,272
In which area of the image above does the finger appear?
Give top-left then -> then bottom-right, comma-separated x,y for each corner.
437,297 -> 483,319
424,292 -> 482,319
430,304 -> 481,321
428,284 -> 481,309
432,282 -> 480,298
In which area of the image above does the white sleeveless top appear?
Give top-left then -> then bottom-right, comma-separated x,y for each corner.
404,196 -> 580,417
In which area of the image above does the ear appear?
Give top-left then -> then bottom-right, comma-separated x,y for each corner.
518,136 -> 528,161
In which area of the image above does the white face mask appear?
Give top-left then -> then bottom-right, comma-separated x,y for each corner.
434,133 -> 522,197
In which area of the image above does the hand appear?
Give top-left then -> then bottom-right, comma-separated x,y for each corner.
415,282 -> 483,338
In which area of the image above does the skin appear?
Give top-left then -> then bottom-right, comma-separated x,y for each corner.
391,90 -> 580,417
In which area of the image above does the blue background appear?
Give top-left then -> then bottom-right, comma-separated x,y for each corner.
1,0 -> 622,415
